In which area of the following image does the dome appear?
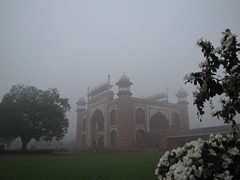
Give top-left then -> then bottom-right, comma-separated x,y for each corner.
76,97 -> 86,106
116,74 -> 133,86
176,88 -> 188,98
120,74 -> 130,82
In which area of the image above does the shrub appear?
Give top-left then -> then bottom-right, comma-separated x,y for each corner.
184,29 -> 240,133
155,134 -> 240,179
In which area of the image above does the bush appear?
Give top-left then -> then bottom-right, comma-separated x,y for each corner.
155,134 -> 240,179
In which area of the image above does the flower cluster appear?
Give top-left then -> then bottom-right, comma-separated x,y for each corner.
220,29 -> 236,53
155,134 -> 240,180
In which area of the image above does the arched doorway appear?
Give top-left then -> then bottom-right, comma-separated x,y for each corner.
91,109 -> 104,148
82,135 -> 86,148
110,130 -> 117,147
136,129 -> 146,147
98,136 -> 104,148
150,112 -> 169,130
91,109 -> 104,131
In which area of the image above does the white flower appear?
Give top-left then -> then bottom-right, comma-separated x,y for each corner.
173,147 -> 183,158
209,148 -> 217,156
228,147 -> 239,155
199,61 -> 208,68
186,159 -> 193,166
156,133 -> 239,179
184,73 -> 195,82
194,166 -> 203,177
194,170 -> 202,178
212,47 -> 221,54
222,161 -> 229,169
230,65 -> 238,72
192,165 -> 196,171
189,174 -> 195,180
215,172 -> 225,179
226,134 -> 233,139
192,91 -> 198,98
215,134 -> 222,139
165,151 -> 170,157
219,144 -> 225,149
211,142 -> 217,147
161,160 -> 170,167
225,157 -> 233,164
220,30 -> 236,52
224,170 -> 233,180
196,37 -> 204,45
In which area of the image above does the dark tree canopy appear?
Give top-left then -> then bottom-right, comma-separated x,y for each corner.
0,84 -> 71,150
185,29 -> 240,134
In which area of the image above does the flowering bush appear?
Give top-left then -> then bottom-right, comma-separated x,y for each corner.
155,134 -> 240,179
184,29 -> 240,131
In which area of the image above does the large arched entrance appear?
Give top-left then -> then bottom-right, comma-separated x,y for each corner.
91,109 -> 104,148
91,109 -> 104,131
150,112 -> 169,130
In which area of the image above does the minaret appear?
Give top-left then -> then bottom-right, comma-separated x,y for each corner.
76,97 -> 87,111
76,96 -> 87,149
116,73 -> 133,97
176,87 -> 189,129
176,88 -> 188,104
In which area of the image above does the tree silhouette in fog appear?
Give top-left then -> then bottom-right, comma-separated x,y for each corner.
0,84 -> 70,150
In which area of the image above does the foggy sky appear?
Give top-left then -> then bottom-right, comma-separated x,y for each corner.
1,0 -> 240,139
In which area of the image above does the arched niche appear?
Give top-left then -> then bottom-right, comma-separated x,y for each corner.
135,108 -> 145,125
91,109 -> 104,131
150,112 -> 169,130
110,130 -> 117,147
110,109 -> 117,126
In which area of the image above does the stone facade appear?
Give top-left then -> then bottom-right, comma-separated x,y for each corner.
76,74 -> 198,151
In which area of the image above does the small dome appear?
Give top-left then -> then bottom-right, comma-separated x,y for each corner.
119,74 -> 130,81
116,73 -> 133,86
76,97 -> 86,106
176,88 -> 188,98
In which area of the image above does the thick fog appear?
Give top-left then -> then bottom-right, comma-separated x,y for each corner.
1,0 -> 240,140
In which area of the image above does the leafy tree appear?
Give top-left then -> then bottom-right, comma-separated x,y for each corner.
185,29 -> 240,136
0,84 -> 71,150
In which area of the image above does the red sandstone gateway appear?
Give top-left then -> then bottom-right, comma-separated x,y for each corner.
76,74 -> 232,151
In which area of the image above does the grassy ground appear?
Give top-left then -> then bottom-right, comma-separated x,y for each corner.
0,151 -> 163,180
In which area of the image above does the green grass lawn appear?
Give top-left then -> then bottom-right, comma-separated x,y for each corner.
0,151 -> 163,180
